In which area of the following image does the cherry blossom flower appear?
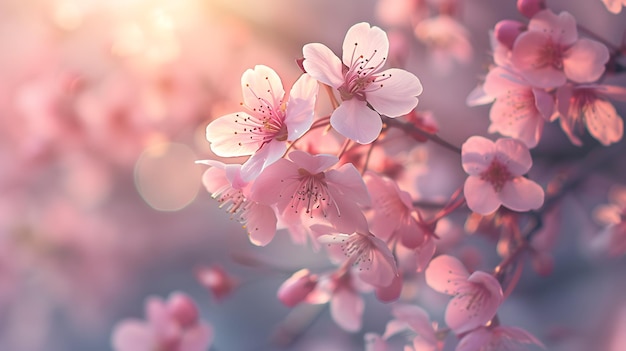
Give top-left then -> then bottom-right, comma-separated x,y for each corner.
462,136 -> 544,215
303,22 -> 423,144
365,171 -> 425,248
556,83 -> 626,146
482,67 -> 554,148
425,255 -> 504,334
592,184 -> 626,256
456,325 -> 544,351
251,150 -> 370,234
602,0 -> 626,13
205,65 -> 318,180
317,225 -> 398,288
378,304 -> 444,351
277,269 -> 319,307
111,292 -> 213,351
510,9 -> 610,89
198,160 -> 278,246
517,0 -> 546,18
414,15 -> 473,74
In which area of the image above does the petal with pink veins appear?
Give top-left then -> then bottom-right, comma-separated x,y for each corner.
342,22 -> 389,69
424,255 -> 470,295
241,65 -> 285,109
205,112 -> 260,157
445,271 -> 502,334
583,98 -> 623,145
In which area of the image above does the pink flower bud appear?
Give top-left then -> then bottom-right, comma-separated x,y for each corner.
494,20 -> 526,50
277,269 -> 318,307
531,251 -> 554,277
196,265 -> 238,302
167,292 -> 199,329
517,0 -> 546,18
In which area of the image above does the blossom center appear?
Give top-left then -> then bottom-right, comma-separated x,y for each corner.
291,168 -> 338,217
337,44 -> 389,101
535,40 -> 564,70
480,159 -> 513,192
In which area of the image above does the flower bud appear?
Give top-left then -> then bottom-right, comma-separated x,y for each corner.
517,0 -> 546,18
277,269 -> 318,307
494,20 -> 526,50
167,292 -> 199,328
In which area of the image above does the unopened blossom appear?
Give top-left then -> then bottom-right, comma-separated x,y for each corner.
483,67 -> 554,148
365,171 -> 425,248
510,9 -> 610,88
303,22 -> 423,144
206,65 -> 318,180
425,255 -> 504,334
456,325 -> 544,351
602,0 -> 626,13
251,150 -> 370,234
198,160 -> 278,246
462,136 -> 544,215
317,227 -> 398,288
517,0 -> 546,18
556,83 -> 626,146
494,20 -> 526,51
277,268 -> 319,307
111,292 -> 213,351
195,265 -> 239,302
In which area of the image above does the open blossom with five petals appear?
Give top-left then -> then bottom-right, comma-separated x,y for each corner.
198,160 -> 278,246
556,83 -> 626,146
425,255 -> 504,335
456,325 -> 544,351
303,22 -> 423,144
510,9 -> 610,89
206,65 -> 318,181
483,67 -> 554,148
111,292 -> 213,351
251,150 -> 370,234
462,136 -> 544,215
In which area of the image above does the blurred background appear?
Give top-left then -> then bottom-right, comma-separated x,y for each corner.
0,0 -> 625,350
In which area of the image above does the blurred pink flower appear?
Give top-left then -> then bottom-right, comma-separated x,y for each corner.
425,255 -> 503,334
414,15 -> 473,74
303,22 -> 422,144
456,325 -> 544,351
510,9 -> 610,88
195,265 -> 239,302
111,292 -> 213,351
482,67 -> 554,148
602,0 -> 626,13
377,304 -> 443,351
277,268 -> 319,307
592,184 -> 626,256
556,83 -> 626,146
205,65 -> 318,181
251,150 -> 370,234
462,136 -> 544,215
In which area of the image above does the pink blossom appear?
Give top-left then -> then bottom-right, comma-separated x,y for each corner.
602,0 -> 626,13
365,171 -> 425,248
195,265 -> 239,302
251,150 -> 370,234
425,255 -> 503,334
517,0 -> 546,18
277,269 -> 319,307
456,325 -> 544,351
205,65 -> 318,180
462,136 -> 544,215
592,184 -> 626,256
556,83 -> 626,146
198,160 -> 278,246
381,304 -> 443,351
483,67 -> 554,148
111,292 -> 213,351
303,22 -> 423,144
510,9 -> 610,88
414,15 -> 473,74
317,227 -> 398,288
494,20 -> 526,51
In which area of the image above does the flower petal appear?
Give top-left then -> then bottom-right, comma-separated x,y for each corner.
367,68 -> 422,117
461,136 -> 495,175
205,112 -> 260,157
464,176 -> 501,215
342,22 -> 389,70
331,286 -> 364,332
424,254 -> 470,295
285,73 -> 319,140
445,271 -> 502,334
563,38 -> 609,84
331,99 -> 382,144
111,321 -> 155,351
494,138 -> 532,175
499,176 -> 545,212
583,98 -> 623,146
241,65 -> 285,109
511,31 -> 567,88
528,10 -> 577,46
303,43 -> 345,88
240,139 -> 287,181
245,203 -> 278,246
